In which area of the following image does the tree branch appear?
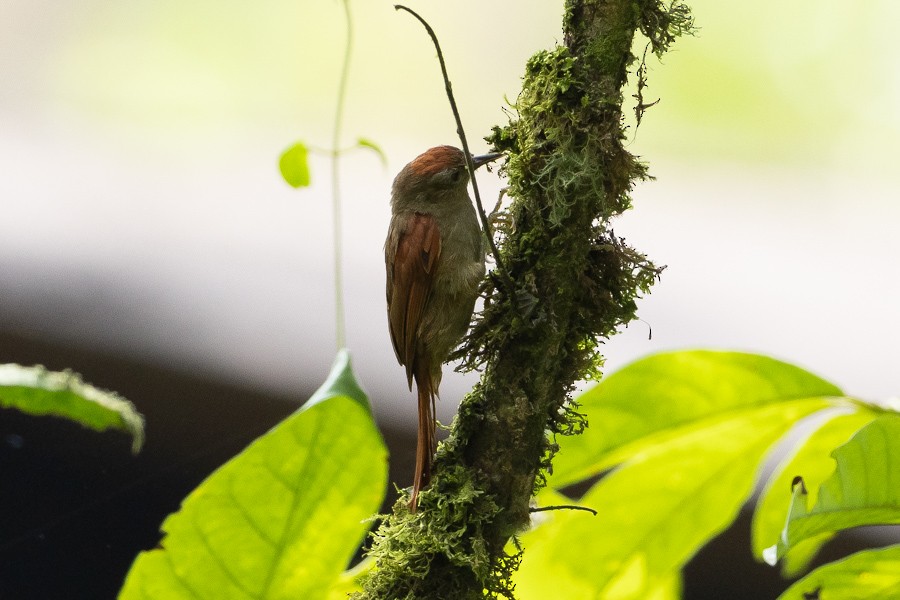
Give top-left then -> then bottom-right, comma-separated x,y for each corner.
357,1 -> 692,598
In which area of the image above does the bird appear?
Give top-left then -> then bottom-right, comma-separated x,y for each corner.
385,145 -> 501,511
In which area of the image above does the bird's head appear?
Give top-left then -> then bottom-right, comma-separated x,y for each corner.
392,145 -> 502,202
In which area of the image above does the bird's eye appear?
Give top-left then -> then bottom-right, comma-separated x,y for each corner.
450,170 -> 462,183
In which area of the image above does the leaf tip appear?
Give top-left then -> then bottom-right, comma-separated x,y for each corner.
356,137 -> 388,168
305,349 -> 371,413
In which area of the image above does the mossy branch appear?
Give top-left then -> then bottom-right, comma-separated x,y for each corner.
357,1 -> 692,598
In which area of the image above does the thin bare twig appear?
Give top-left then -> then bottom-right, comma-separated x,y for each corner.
394,4 -> 510,282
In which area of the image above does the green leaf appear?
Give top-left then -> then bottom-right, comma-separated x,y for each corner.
119,350 -> 387,600
753,410 -> 877,575
645,572 -> 681,600
765,415 -> 900,565
305,348 -> 369,411
0,363 -> 144,452
279,142 -> 311,188
551,351 -> 844,488
325,557 -> 374,600
515,398 -> 828,600
776,544 -> 900,600
356,137 -> 387,168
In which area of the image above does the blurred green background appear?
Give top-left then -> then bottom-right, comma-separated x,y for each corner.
1,0 -> 897,407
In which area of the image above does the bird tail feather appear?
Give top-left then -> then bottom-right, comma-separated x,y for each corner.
409,365 -> 436,512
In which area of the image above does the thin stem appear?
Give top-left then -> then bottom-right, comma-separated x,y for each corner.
394,5 -> 509,281
331,0 -> 353,350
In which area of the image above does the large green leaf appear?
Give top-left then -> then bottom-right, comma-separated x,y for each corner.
551,351 -> 843,488
752,410 -> 877,575
0,363 -> 144,452
515,398 -> 828,600
776,544 -> 900,600
765,415 -> 900,564
119,350 -> 387,600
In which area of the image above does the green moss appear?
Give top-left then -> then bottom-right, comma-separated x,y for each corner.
356,1 -> 691,597
355,460 -> 518,599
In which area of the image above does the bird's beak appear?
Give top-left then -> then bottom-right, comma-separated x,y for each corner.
472,152 -> 504,169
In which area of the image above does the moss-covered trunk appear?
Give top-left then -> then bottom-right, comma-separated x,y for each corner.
357,1 -> 691,598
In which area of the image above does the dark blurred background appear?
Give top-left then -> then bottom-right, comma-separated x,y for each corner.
1,0 -> 898,598
1,330 -> 895,599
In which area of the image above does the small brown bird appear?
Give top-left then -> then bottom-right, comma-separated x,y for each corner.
385,145 -> 501,510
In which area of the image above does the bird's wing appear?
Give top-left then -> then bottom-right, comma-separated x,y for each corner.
386,211 -> 441,389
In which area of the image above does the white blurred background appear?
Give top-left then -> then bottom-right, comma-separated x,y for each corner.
1,0 -> 898,431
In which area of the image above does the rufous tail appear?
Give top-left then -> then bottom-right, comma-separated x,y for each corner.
409,363 -> 436,512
